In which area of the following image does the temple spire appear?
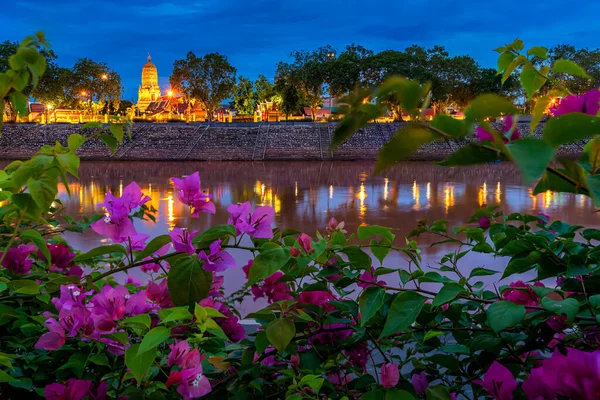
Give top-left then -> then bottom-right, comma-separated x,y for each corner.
147,53 -> 151,62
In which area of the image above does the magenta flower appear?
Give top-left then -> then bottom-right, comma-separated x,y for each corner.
0,244 -> 36,274
121,181 -> 151,212
474,361 -> 518,400
251,271 -> 293,303
537,212 -> 550,225
242,260 -> 253,279
551,89 -> 600,117
227,201 -> 274,238
168,340 -> 191,367
169,228 -> 198,255
326,217 -> 347,234
91,198 -> 137,243
146,279 -> 172,309
191,193 -> 216,217
547,314 -> 567,333
522,348 -> 600,400
166,348 -> 212,400
254,346 -> 277,366
35,318 -> 66,351
309,323 -> 353,345
126,233 -> 150,253
411,371 -> 429,395
42,243 -> 75,273
198,239 -> 235,272
298,290 -> 336,312
90,284 -> 150,320
344,342 -> 370,371
52,284 -> 89,313
44,379 -> 92,400
478,216 -> 491,229
502,281 -> 544,307
298,233 -> 313,253
381,363 -> 400,388
171,172 -> 215,217
357,267 -> 387,289
125,275 -> 142,287
139,242 -> 171,273
199,298 -> 245,342
476,115 -> 520,142
209,273 -> 224,297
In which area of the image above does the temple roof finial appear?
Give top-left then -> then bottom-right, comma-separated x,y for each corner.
147,53 -> 151,62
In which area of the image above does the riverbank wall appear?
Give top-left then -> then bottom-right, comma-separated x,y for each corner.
0,122 -> 584,161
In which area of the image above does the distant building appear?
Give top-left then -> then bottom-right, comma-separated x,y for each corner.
137,55 -> 162,112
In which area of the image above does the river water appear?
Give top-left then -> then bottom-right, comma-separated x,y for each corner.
56,161 -> 599,314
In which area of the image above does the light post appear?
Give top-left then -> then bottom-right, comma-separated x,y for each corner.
101,73 -> 109,122
167,90 -> 174,120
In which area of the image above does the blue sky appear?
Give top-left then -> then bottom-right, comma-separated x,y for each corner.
3,0 -> 600,100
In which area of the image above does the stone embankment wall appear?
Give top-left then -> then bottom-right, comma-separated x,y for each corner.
0,122 -> 584,161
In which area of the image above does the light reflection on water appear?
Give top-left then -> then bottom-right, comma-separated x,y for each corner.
49,161 -> 599,314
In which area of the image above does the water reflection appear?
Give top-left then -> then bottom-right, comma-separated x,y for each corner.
42,161 -> 600,313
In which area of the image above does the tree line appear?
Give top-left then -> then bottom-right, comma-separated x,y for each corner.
2,40 -> 600,120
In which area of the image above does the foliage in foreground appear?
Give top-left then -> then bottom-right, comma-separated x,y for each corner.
3,34 -> 600,400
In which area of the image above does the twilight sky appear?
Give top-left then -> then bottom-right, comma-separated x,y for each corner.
2,0 -> 600,100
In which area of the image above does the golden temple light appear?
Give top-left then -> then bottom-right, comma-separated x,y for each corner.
101,73 -> 108,80
495,182 -> 501,203
544,190 -> 553,209
80,91 -> 87,97
444,185 -> 455,214
167,90 -> 173,97
426,182 -> 431,201
329,185 -> 334,199
167,193 -> 175,224
384,178 -> 389,201
119,180 -> 123,197
295,181 -> 298,198
412,180 -> 420,210
358,182 -> 367,219
478,181 -> 488,207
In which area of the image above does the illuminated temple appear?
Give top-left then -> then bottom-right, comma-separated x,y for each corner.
137,55 -> 162,112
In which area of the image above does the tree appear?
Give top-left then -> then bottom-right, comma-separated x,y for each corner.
548,45 -> 600,94
70,58 -> 122,116
231,76 -> 254,115
254,74 -> 274,105
273,76 -> 302,120
326,44 -> 374,98
170,52 -> 236,122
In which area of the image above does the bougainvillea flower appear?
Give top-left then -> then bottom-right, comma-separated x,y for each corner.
198,239 -> 235,272
309,323 -> 353,345
297,233 -> 313,253
502,281 -> 544,307
168,348 -> 211,399
139,242 -> 171,273
191,193 -> 216,217
411,371 -> 429,395
120,181 -> 151,213
58,303 -> 92,337
125,275 -> 142,287
474,361 -> 518,400
199,298 -> 245,342
90,201 -> 137,243
344,342 -> 370,371
169,228 -> 198,255
227,201 -> 274,238
168,340 -> 191,367
476,115 -> 520,143
546,315 -> 568,333
52,285 -> 89,312
146,279 -> 172,309
171,172 -> 201,205
478,216 -> 491,229
537,212 -> 550,225
0,244 -> 36,274
357,267 -> 387,289
326,217 -> 347,234
90,285 -> 149,320
297,290 -> 336,312
209,273 -> 224,297
126,233 -> 150,253
44,379 -> 92,400
250,271 -> 293,303
42,243 -> 76,272
35,318 -> 66,351
381,363 -> 400,388
551,89 -> 600,117
242,260 -> 253,279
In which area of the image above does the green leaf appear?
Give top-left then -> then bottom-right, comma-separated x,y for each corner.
248,243 -> 290,285
506,138 -> 555,184
430,115 -> 468,137
0,370 -> 17,383
423,330 -> 443,341
8,91 -> 28,115
541,297 -> 580,323
89,353 -> 110,366
73,244 -> 127,262
68,134 -> 86,152
497,51 -> 516,72
8,280 -> 39,295
520,63 -> 547,100
432,283 -> 464,307
502,55 -> 526,84
20,229 -> 50,262
544,113 -> 600,146
266,318 -> 295,353
426,385 -> 453,400
376,124 -> 438,174
527,46 -> 548,60
100,134 -> 118,152
469,268 -> 498,278
377,77 -> 430,118
167,256 -> 212,306
135,234 -> 171,260
193,224 -> 236,244
125,344 -> 157,385
465,94 -> 519,122
121,314 -> 151,329
553,59 -> 590,78
138,326 -> 170,354
341,246 -> 372,268
158,307 -> 193,324
438,143 -> 499,166
357,225 -> 395,242
486,301 -> 526,332
380,292 -> 426,338
359,287 -> 386,326
587,175 -> 600,206
531,96 -> 552,132
27,167 -> 59,212
331,101 -> 383,148
56,153 -> 80,178
109,124 -> 124,143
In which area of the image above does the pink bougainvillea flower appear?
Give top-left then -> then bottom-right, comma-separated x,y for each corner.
537,212 -> 550,225
41,243 -> 75,272
502,281 -> 544,307
345,342 -> 370,371
551,89 -> 600,117
547,314 -> 568,333
357,267 -> 387,289
126,233 -> 150,253
251,271 -> 293,303
253,346 -> 277,366
90,199 -> 137,243
168,340 -> 191,367
242,260 -> 253,279
478,216 -> 491,229
198,239 -> 235,272
91,284 -> 150,320
474,361 -> 518,400
289,247 -> 301,257
169,228 -> 198,255
171,172 -> 216,217
227,201 -> 274,238
209,273 -> 224,297
411,371 -> 429,395
309,323 -> 353,345
120,181 -> 151,213
52,285 -> 89,313
297,233 -> 313,253
0,244 -> 36,274
326,217 -> 347,234
166,349 -> 212,400
297,290 -> 336,312
44,379 -> 92,400
381,363 -> 400,388
125,275 -> 142,287
476,115 -> 520,143
522,348 -> 600,400
35,318 -> 66,351
146,279 -> 172,309
321,257 -> 341,281
191,193 -> 216,217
